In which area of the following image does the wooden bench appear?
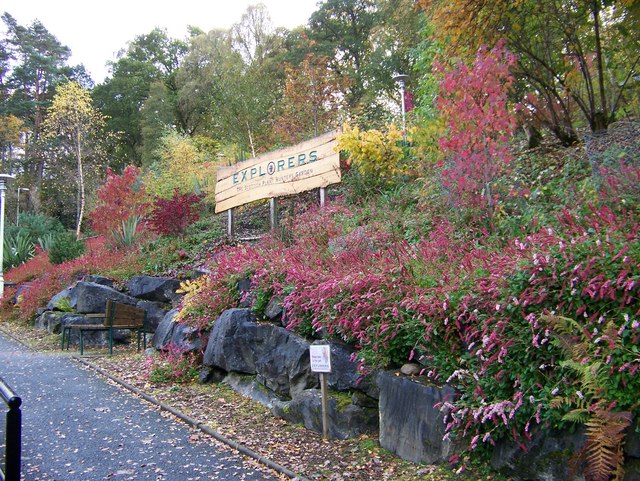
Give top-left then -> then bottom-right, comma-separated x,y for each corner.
61,300 -> 148,355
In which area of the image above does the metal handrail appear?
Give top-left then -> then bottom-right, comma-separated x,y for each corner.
0,377 -> 21,481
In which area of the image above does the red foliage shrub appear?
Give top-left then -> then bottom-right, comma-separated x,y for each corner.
435,41 -> 517,222
149,190 -> 204,237
7,236 -> 143,321
88,165 -> 148,237
5,249 -> 52,284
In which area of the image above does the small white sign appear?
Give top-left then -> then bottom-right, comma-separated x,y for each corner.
310,344 -> 332,373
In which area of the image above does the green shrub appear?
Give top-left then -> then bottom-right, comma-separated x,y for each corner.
37,232 -> 56,252
48,232 -> 85,265
3,230 -> 35,269
18,213 -> 65,240
110,215 -> 142,248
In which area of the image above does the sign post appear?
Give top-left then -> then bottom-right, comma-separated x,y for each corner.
309,344 -> 332,439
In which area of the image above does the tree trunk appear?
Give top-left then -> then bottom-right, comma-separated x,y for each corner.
592,0 -> 608,131
75,130 -> 85,240
246,121 -> 256,158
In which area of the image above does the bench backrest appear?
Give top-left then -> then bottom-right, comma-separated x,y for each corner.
105,300 -> 145,328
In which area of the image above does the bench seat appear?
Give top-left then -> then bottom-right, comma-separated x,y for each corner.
61,300 -> 148,355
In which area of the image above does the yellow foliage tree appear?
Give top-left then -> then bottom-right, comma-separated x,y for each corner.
0,114 -> 25,171
143,131 -> 220,204
337,124 -> 408,183
43,81 -> 108,238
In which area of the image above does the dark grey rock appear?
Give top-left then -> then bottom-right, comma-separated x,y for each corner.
224,373 -> 281,408
203,309 -> 268,373
135,300 -> 169,333
152,309 -> 179,350
204,309 -> 317,399
255,328 -> 317,399
199,367 -> 227,384
170,323 -> 207,353
264,297 -> 283,323
351,390 -> 378,409
323,342 -> 365,392
47,287 -> 77,311
626,419 -> 640,459
126,276 -> 182,303
237,278 -> 254,308
377,371 -> 457,464
272,389 -> 378,440
35,311 -> 64,333
82,275 -> 115,287
75,282 -> 137,313
491,427 -> 586,481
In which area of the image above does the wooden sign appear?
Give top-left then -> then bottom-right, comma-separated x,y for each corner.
214,130 -> 341,213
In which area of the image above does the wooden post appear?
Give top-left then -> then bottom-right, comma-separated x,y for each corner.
270,198 -> 278,230
319,187 -> 326,208
227,208 -> 235,238
320,372 -> 330,439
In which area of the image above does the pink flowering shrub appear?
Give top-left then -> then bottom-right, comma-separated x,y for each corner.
178,197 -> 638,455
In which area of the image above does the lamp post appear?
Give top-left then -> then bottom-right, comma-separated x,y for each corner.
0,174 -> 16,298
393,73 -> 410,136
16,188 -> 29,226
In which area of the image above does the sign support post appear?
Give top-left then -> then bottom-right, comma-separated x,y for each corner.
270,198 -> 278,230
320,372 -> 329,439
227,208 -> 235,238
309,344 -> 332,440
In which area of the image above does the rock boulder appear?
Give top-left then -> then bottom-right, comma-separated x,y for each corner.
126,276 -> 182,303
47,287 -> 77,311
377,371 -> 457,464
75,282 -> 137,313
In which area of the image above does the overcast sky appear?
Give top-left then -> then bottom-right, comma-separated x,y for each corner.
2,0 -> 320,83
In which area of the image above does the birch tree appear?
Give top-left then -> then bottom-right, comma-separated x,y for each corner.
43,81 -> 107,238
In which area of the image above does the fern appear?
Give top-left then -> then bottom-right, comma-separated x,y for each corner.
544,313 -> 632,481
584,410 -> 631,481
562,408 -> 590,424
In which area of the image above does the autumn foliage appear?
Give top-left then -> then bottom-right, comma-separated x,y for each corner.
435,41 -> 516,221
88,165 -> 148,237
148,190 -> 204,237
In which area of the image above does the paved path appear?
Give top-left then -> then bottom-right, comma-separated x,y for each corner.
0,333 -> 280,481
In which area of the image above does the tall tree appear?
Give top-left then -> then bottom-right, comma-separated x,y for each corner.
1,12 -> 75,209
308,0 -> 379,111
273,53 -> 347,144
92,28 -> 188,167
43,81 -> 108,238
175,29 -> 233,139
231,4 -> 274,64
